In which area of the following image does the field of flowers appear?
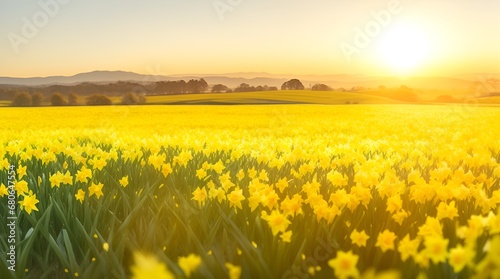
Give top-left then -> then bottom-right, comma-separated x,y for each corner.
0,104 -> 499,279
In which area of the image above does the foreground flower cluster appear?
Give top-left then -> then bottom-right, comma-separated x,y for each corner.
0,105 -> 499,278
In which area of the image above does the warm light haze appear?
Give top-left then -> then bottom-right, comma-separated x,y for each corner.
1,0 -> 499,78
2,1 -> 500,279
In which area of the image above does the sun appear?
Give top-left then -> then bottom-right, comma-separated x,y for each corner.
377,23 -> 431,75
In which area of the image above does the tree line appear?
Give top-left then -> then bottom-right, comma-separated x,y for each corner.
0,79 -> 211,101
2,77 -> 344,107
10,92 -> 147,107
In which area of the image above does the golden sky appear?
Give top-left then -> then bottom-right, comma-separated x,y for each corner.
1,0 -> 499,77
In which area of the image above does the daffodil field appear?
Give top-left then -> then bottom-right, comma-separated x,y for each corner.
1,105 -> 500,279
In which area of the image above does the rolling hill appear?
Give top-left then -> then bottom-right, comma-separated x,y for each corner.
2,70 -> 498,92
144,90 -> 401,105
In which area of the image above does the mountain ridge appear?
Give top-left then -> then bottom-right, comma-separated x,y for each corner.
1,70 -> 499,91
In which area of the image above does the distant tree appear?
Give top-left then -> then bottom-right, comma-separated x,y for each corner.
281,79 -> 304,90
137,94 -> 146,104
350,86 -> 365,92
268,86 -> 278,91
187,79 -> 197,93
396,85 -> 418,102
176,80 -> 187,93
157,80 -> 188,94
186,78 -> 209,93
435,95 -> 457,103
11,92 -> 32,107
234,83 -> 255,92
378,85 -> 387,90
239,83 -> 250,89
225,88 -> 233,93
311,84 -> 332,91
51,93 -> 67,106
212,84 -> 229,93
31,93 -> 44,106
121,92 -> 138,105
121,92 -> 146,105
198,78 -> 209,92
87,94 -> 112,106
68,93 -> 79,105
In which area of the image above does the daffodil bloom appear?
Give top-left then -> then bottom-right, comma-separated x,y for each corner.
220,172 -> 235,192
195,168 -> 207,180
0,159 -> 10,170
131,252 -> 173,279
17,165 -> 27,178
178,254 -> 201,277
208,187 -> 226,203
280,194 -> 303,217
75,189 -> 85,203
376,229 -> 397,252
88,183 -> 104,199
386,195 -> 402,214
76,166 -> 92,183
227,188 -> 245,209
19,192 -> 39,214
119,176 -> 129,187
191,187 -> 207,206
161,163 -> 172,177
476,236 -> 500,278
280,230 -> 292,243
211,159 -> 225,174
350,229 -> 369,248
423,235 -> 449,264
449,244 -> 474,273
247,168 -> 257,179
61,171 -> 73,185
275,177 -> 288,193
236,169 -> 245,181
261,210 -> 291,236
0,183 -> 8,197
392,210 -> 409,225
328,250 -> 360,279
148,153 -> 165,170
329,189 -> 349,207
91,157 -> 107,171
258,170 -> 269,182
173,151 -> 192,168
261,189 -> 279,210
327,170 -> 348,187
417,217 -> 443,238
225,263 -> 241,279
397,234 -> 420,262
436,201 -> 458,220
488,210 -> 500,234
49,171 -> 64,188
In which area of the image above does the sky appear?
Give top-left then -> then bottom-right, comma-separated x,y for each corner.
1,0 -> 499,78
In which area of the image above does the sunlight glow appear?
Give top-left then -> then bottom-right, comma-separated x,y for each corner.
377,23 -> 431,75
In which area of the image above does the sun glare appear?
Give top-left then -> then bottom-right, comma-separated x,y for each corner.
377,23 -> 431,75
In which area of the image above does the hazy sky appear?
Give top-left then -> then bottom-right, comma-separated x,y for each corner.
1,0 -> 499,77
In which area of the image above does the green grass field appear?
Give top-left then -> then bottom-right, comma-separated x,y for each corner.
2,90 -> 500,108
144,90 -> 401,105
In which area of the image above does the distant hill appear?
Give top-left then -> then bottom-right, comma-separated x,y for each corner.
2,70 -> 498,92
0,71 -> 163,86
0,71 -> 288,88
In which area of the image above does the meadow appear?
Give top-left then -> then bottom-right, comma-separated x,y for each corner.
0,104 -> 499,279
143,90 -> 400,105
